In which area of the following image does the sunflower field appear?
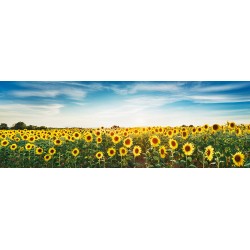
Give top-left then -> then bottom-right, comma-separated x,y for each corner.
0,122 -> 250,168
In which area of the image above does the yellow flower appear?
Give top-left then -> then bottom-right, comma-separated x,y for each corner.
232,152 -> 245,167
73,132 -> 81,140
119,147 -> 128,157
212,124 -> 220,132
112,135 -> 121,144
1,140 -> 9,147
48,147 -> 56,155
150,135 -> 161,147
169,139 -> 178,150
84,133 -> 93,143
10,144 -> 18,151
44,154 -> 52,162
205,146 -> 214,162
159,146 -> 167,158
96,151 -> 104,159
96,136 -> 102,144
123,137 -> 133,148
36,147 -> 44,155
133,146 -> 142,157
72,148 -> 80,157
25,143 -> 33,151
107,148 -> 116,157
54,139 -> 63,146
181,131 -> 189,140
182,143 -> 195,156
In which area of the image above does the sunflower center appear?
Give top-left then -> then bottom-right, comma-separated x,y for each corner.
87,136 -> 91,140
74,150 -> 78,154
152,138 -> 158,144
235,155 -> 241,162
207,149 -> 211,156
135,149 -> 139,154
185,146 -> 191,152
171,141 -> 176,146
125,139 -> 130,145
161,149 -> 164,154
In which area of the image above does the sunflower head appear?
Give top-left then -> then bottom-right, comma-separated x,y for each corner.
44,154 -> 52,162
169,139 -> 178,150
10,144 -> 18,151
159,146 -> 167,158
1,140 -> 9,147
96,151 -> 104,160
107,148 -> 116,157
119,147 -> 128,157
112,135 -> 121,144
123,137 -> 133,148
85,133 -> 93,143
133,146 -> 142,157
36,147 -> 44,155
54,139 -> 63,146
232,152 -> 245,167
150,135 -> 161,147
212,124 -> 220,132
205,145 -> 214,161
95,136 -> 102,144
48,147 -> 56,155
25,143 -> 33,151
72,148 -> 80,157
182,142 -> 195,156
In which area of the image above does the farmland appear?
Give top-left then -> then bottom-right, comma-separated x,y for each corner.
0,122 -> 249,168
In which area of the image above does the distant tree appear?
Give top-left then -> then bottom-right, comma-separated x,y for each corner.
38,126 -> 48,130
12,122 -> 27,130
0,123 -> 8,130
27,125 -> 38,130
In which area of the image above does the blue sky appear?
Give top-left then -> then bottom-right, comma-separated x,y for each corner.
0,81 -> 249,127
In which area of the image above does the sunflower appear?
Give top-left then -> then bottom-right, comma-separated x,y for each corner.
22,134 -> 29,140
84,133 -> 93,143
212,124 -> 220,132
182,143 -> 195,156
203,124 -> 209,131
229,122 -> 236,130
232,152 -> 245,167
96,151 -> 104,159
1,139 -> 9,147
25,143 -> 33,151
112,135 -> 121,144
133,146 -> 142,157
72,148 -> 80,157
107,148 -> 116,157
48,147 -> 56,155
181,131 -> 189,140
15,137 -> 20,142
119,147 -> 128,157
159,146 -> 167,158
96,136 -> 102,144
73,132 -> 81,140
44,154 -> 52,162
36,147 -> 44,155
169,139 -> 178,150
167,130 -> 173,138
204,145 -> 214,162
54,139 -> 63,146
150,135 -> 161,147
123,137 -> 133,148
28,136 -> 35,143
10,144 -> 18,151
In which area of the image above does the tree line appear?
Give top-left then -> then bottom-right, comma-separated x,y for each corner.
0,122 -> 48,130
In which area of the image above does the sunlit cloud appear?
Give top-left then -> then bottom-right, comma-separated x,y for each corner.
0,81 -> 249,127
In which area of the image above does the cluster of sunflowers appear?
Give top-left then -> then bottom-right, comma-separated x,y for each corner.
0,122 -> 249,168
